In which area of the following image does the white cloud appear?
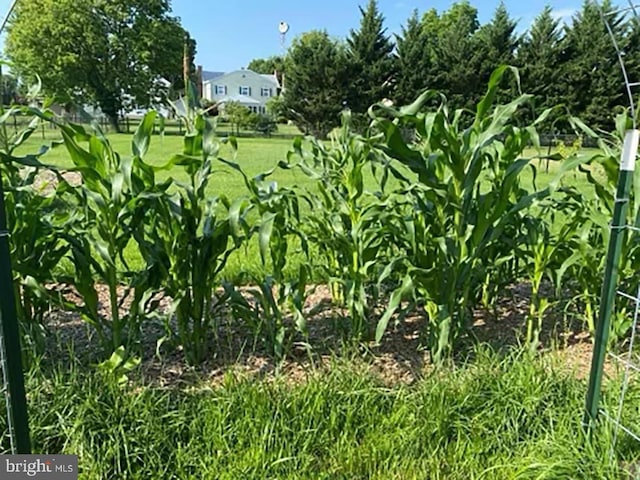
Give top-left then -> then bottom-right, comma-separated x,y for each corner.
551,7 -> 578,22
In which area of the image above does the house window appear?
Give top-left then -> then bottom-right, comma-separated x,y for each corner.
261,87 -> 272,97
239,86 -> 251,96
215,85 -> 226,95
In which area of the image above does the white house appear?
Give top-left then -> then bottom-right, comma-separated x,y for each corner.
202,69 -> 280,115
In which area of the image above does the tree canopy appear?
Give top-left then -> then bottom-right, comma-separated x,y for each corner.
346,0 -> 396,124
282,30 -> 350,139
6,0 -> 193,129
247,56 -> 285,75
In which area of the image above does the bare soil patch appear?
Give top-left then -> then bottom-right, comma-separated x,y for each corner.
39,281 -> 618,387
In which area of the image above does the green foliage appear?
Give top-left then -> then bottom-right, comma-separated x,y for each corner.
517,6 -> 565,120
561,0 -> 626,132
556,113 -> 640,342
246,55 -> 285,77
286,112 -> 393,339
346,0 -> 396,127
283,30 -> 350,139
0,104 -> 67,356
222,101 -> 251,135
473,3 -> 520,102
265,95 -> 287,123
95,345 -> 140,386
252,114 -> 277,136
4,61 -> 639,367
371,67 -> 576,361
225,165 -> 309,359
47,113 -> 168,354
141,114 -> 248,365
13,349 -> 634,477
394,9 -> 438,105
430,1 -> 483,110
6,0 -> 192,129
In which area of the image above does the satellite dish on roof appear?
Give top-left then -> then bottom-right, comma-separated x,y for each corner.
278,21 -> 289,34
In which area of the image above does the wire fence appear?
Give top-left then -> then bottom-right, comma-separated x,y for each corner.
584,3 -> 640,466
588,224 -> 640,474
4,113 -> 303,140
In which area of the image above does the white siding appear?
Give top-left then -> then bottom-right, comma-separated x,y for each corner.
203,69 -> 279,112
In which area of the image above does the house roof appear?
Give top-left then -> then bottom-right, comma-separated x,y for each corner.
202,71 -> 225,82
217,94 -> 261,105
260,73 -> 280,88
202,69 -> 279,88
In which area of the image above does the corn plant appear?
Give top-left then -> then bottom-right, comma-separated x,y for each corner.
216,142 -> 311,358
138,114 -> 250,365
557,112 -> 640,342
38,112 -> 168,354
284,112 -> 395,340
519,213 -> 564,348
371,67 -> 578,362
0,105 -> 68,355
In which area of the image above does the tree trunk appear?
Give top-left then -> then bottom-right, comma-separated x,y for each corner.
109,114 -> 121,133
99,93 -> 123,133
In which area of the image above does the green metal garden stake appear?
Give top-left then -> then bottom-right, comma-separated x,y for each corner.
584,129 -> 640,431
0,174 -> 30,453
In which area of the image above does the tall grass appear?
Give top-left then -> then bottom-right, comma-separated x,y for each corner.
2,349 -> 633,479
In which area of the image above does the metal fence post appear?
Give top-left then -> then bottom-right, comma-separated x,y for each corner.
584,129 -> 640,430
0,174 -> 31,453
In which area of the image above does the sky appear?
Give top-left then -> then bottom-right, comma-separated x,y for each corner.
168,0 -> 585,72
0,0 -> 603,72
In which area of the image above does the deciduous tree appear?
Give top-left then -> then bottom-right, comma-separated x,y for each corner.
6,0 -> 193,130
247,56 -> 285,75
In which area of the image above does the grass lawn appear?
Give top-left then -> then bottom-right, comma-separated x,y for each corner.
15,127 -> 606,198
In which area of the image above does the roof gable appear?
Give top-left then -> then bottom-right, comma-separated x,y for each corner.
202,71 -> 224,82
203,69 -> 279,87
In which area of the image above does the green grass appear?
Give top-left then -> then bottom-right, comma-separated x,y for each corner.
11,348 -> 637,479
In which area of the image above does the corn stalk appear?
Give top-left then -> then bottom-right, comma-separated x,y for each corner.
372,67 -> 578,363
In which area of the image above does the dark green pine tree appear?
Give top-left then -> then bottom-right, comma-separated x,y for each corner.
473,2 -> 519,88
282,30 -> 350,139
621,14 -> 640,122
518,6 -> 564,118
431,1 -> 481,110
394,9 -> 435,106
562,0 -> 626,131
346,0 -> 397,121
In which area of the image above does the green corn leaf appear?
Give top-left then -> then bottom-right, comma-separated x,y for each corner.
475,66 -> 507,124
132,111 -> 157,159
120,155 -> 133,190
376,274 -> 413,343
229,197 -> 251,238
112,172 -> 124,205
94,238 -> 115,269
259,212 -> 276,265
202,117 -> 217,160
60,129 -> 105,176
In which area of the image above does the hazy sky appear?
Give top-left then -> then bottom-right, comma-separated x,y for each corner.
0,0 -> 612,72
